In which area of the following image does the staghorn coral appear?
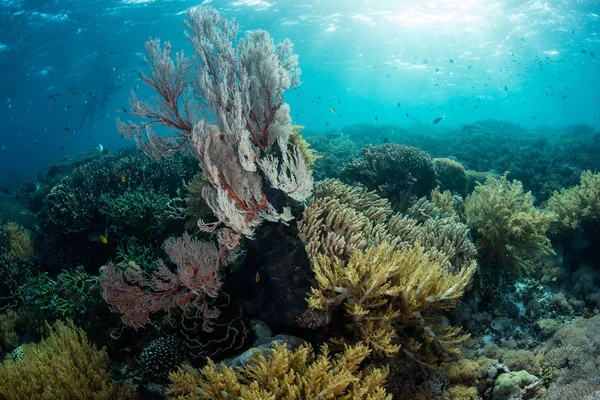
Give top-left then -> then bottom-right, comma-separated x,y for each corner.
0,320 -> 133,399
2,222 -> 34,262
465,173 -> 554,277
307,242 -> 475,360
341,143 -> 437,199
166,341 -> 391,399
433,158 -> 468,197
546,170 -> 600,233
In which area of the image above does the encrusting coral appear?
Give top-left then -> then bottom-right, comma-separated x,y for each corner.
307,242 -> 475,360
465,173 -> 554,276
0,319 -> 133,399
166,341 -> 391,399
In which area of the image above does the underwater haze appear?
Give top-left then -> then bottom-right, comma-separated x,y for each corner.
1,0 -> 599,187
2,1 -> 600,399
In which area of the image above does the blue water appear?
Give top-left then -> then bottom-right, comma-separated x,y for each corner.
1,0 -> 599,188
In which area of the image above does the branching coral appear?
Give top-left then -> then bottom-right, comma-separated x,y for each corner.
0,320 -> 133,399
166,342 -> 391,399
307,242 -> 475,359
465,174 -> 554,276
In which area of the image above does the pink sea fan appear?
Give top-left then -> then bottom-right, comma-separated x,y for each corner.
100,232 -> 234,331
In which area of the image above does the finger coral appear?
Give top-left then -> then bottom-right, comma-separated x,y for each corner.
307,242 -> 475,359
166,341 -> 391,399
465,173 -> 554,276
0,320 -> 133,399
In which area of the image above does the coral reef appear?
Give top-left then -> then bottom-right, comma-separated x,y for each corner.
167,342 -> 391,399
0,320 -> 133,399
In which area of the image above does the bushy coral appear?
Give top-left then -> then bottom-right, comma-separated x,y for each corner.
341,143 -> 437,199
166,342 -> 391,399
2,222 -> 34,262
546,170 -> 600,233
0,320 -> 133,399
465,174 -> 554,276
307,242 -> 475,360
433,158 -> 468,197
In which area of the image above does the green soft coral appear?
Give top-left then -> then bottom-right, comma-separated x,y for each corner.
465,173 -> 554,275
546,170 -> 600,233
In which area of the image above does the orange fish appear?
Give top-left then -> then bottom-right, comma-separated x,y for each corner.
99,235 -> 108,244
120,173 -> 126,183
255,271 -> 261,283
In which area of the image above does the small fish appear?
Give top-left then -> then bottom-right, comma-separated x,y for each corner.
121,107 -> 128,113
331,108 -> 336,113
432,116 -> 445,124
325,122 -> 329,127
120,173 -> 126,183
64,127 -> 70,132
406,113 -> 409,117
60,144 -> 67,151
397,102 -> 401,107
1,188 -> 10,195
99,235 -> 108,244
590,52 -> 596,58
373,116 -> 378,121
383,137 -> 389,143
504,85 -> 508,91
87,136 -> 93,141
582,49 -> 587,54
255,271 -> 261,283
449,59 -> 455,63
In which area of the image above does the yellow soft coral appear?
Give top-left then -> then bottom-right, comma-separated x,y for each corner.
546,170 -> 600,233
167,342 -> 391,400
2,222 -> 34,261
308,242 -> 475,359
289,125 -> 322,168
465,173 -> 554,274
0,320 -> 133,399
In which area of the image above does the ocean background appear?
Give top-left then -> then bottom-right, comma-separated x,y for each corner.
1,0 -> 599,188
